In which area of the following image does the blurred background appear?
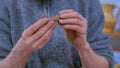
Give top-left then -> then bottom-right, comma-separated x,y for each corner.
99,0 -> 120,68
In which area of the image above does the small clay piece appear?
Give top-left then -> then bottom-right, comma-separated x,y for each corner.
49,15 -> 60,21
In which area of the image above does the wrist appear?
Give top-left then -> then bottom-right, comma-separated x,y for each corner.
4,38 -> 33,68
16,38 -> 34,53
75,40 -> 89,49
0,59 -> 12,68
11,38 -> 33,60
76,42 -> 91,54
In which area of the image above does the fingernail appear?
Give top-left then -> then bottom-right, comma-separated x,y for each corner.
60,14 -> 66,19
59,11 -> 62,14
59,20 -> 64,23
41,14 -> 47,18
43,17 -> 48,21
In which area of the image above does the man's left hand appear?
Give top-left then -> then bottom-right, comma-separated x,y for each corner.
59,9 -> 88,49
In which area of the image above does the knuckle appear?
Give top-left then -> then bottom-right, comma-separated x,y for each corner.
44,37 -> 48,41
36,30 -> 40,34
22,31 -> 27,39
46,32 -> 50,37
25,40 -> 31,46
85,25 -> 88,28
22,32 -> 25,38
39,29 -> 45,36
69,9 -> 74,11
84,18 -> 88,23
67,19 -> 71,23
45,33 -> 50,41
30,26 -> 35,31
42,18 -> 49,23
46,23 -> 51,28
35,32 -> 41,38
74,12 -> 81,18
33,43 -> 38,48
75,19 -> 79,23
76,26 -> 80,30
22,29 -> 27,35
46,37 -> 49,41
81,29 -> 86,34
74,12 -> 80,15
35,31 -> 41,37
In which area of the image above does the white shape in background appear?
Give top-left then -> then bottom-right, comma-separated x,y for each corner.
114,51 -> 120,64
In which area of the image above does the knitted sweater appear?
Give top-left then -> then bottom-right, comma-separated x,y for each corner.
0,0 -> 113,68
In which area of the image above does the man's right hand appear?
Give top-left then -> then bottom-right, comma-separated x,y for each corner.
0,15 -> 56,68
20,15 -> 56,51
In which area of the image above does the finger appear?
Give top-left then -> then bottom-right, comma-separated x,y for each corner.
59,18 -> 86,27
49,15 -> 60,21
41,14 -> 47,18
61,24 -> 86,34
36,26 -> 54,50
32,22 -> 56,50
25,21 -> 55,45
60,12 -> 84,20
59,9 -> 74,14
22,17 -> 48,39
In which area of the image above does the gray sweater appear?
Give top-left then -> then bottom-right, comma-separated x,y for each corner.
0,0 -> 113,68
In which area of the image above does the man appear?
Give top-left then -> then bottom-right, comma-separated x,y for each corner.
0,0 -> 113,68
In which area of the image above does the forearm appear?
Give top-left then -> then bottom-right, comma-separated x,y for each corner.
0,38 -> 33,68
77,43 -> 109,68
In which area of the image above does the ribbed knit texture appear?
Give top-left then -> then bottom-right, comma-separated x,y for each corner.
0,0 -> 113,68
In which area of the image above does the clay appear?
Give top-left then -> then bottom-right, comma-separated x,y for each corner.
49,15 -> 60,21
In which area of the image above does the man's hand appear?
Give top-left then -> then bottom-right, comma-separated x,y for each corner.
59,9 -> 109,68
20,15 -> 56,51
2,15 -> 57,68
59,9 -> 88,49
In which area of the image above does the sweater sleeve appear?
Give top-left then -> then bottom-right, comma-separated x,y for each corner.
0,0 -> 13,61
87,0 -> 113,68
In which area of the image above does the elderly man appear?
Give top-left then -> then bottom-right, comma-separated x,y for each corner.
0,0 -> 113,68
